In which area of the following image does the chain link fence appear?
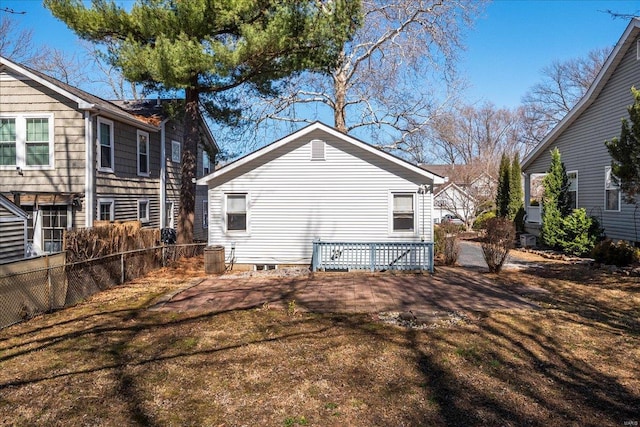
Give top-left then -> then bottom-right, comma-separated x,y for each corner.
0,244 -> 205,329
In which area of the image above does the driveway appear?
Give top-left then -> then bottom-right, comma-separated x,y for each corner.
153,245 -> 546,319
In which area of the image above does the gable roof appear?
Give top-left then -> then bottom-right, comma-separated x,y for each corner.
197,121 -> 445,186
522,18 -> 640,169
0,194 -> 29,220
419,164 -> 495,187
0,55 -> 158,132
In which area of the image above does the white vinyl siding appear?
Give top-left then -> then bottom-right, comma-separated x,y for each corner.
0,113 -> 54,170
97,117 -> 114,172
206,131 -> 433,265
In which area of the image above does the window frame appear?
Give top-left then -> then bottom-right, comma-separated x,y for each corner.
0,113 -> 54,170
604,166 -> 621,212
97,198 -> 115,221
202,200 -> 208,229
202,149 -> 210,176
171,140 -> 181,163
567,170 -> 578,210
137,130 -> 150,177
137,199 -> 150,223
0,117 -> 17,167
390,192 -> 417,236
97,117 -> 115,173
225,193 -> 248,234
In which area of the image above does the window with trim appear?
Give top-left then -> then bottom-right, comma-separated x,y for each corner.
98,118 -> 114,172
138,199 -> 150,223
605,166 -> 620,211
0,114 -> 54,169
392,194 -> 415,232
98,199 -> 114,221
203,150 -> 210,175
0,118 -> 16,166
567,171 -> 578,209
226,194 -> 247,232
171,140 -> 181,163
137,130 -> 150,176
203,201 -> 208,228
41,206 -> 68,253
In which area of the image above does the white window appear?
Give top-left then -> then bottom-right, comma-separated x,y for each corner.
166,201 -> 175,229
98,199 -> 114,221
138,199 -> 150,223
0,113 -> 54,169
203,200 -> 208,228
137,130 -> 150,176
605,166 -> 620,211
203,150 -> 211,175
97,117 -> 114,172
392,193 -> 415,233
171,140 -> 181,163
567,171 -> 578,209
310,139 -> 325,161
226,193 -> 247,232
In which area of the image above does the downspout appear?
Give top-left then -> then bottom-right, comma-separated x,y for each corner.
84,111 -> 94,228
160,119 -> 169,229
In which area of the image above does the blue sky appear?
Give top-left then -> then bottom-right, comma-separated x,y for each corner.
1,0 -> 637,110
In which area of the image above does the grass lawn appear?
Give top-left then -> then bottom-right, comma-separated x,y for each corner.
0,257 -> 638,426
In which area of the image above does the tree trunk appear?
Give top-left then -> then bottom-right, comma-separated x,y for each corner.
177,87 -> 199,244
333,70 -> 347,133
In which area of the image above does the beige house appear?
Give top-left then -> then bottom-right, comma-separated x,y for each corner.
0,56 -> 218,255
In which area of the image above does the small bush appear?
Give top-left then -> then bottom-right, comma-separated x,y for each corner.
591,239 -> 639,267
434,224 -> 460,265
560,208 -> 597,257
481,217 -> 515,273
473,211 -> 496,230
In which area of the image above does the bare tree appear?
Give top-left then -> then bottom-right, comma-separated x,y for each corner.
0,15 -> 49,65
521,47 -> 612,144
239,0 -> 485,154
430,102 -> 523,171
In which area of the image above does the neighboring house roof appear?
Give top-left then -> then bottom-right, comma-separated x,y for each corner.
419,164 -> 495,190
522,18 -> 640,169
111,99 -> 220,152
0,55 -> 158,132
0,193 -> 29,219
197,121 -> 445,186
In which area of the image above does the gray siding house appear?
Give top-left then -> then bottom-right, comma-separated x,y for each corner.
0,56 -> 217,254
522,18 -> 640,243
0,193 -> 29,263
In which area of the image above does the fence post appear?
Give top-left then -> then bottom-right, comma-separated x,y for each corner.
46,254 -> 53,311
369,243 -> 375,272
429,243 -> 434,273
311,239 -> 319,272
120,252 -> 125,284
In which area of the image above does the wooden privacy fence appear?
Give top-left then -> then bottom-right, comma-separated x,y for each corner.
0,244 -> 205,329
312,240 -> 434,273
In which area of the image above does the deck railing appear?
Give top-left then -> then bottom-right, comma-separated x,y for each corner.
312,240 -> 434,273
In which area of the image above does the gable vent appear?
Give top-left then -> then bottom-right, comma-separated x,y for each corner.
310,139 -> 326,161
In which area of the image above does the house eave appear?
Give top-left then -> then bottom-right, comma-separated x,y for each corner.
522,18 -> 640,170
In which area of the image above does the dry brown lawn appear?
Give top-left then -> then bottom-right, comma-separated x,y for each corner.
0,256 -> 638,427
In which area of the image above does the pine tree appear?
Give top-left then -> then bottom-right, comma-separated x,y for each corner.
495,153 -> 511,218
508,152 -> 524,222
45,0 -> 361,243
541,148 -> 571,248
605,86 -> 640,204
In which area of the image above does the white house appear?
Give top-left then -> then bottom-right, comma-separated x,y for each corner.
522,18 -> 640,242
197,122 -> 444,271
